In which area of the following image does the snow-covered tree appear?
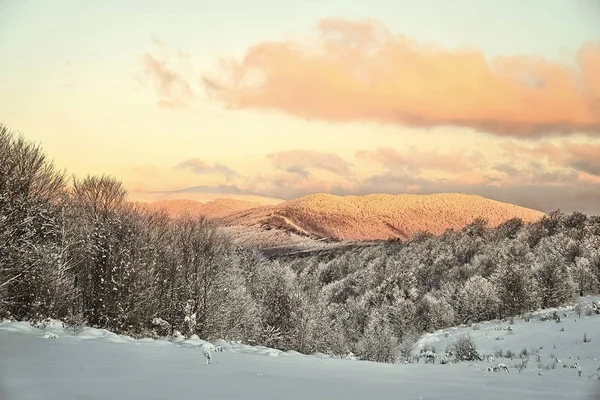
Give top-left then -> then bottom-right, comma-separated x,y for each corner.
0,124 -> 66,319
69,174 -> 130,328
357,309 -> 398,363
491,240 -> 540,317
456,275 -> 499,322
572,257 -> 596,293
416,292 -> 456,332
532,236 -> 574,308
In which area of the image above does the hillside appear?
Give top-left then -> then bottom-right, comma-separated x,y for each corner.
2,298 -> 599,400
220,193 -> 546,241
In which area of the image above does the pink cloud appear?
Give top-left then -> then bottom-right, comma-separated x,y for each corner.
202,19 -> 600,136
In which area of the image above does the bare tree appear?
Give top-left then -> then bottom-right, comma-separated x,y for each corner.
0,124 -> 66,319
69,175 -> 130,327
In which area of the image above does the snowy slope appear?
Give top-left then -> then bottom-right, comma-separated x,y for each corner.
1,301 -> 600,400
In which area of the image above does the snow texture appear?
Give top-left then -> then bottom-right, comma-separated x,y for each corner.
1,300 -> 600,399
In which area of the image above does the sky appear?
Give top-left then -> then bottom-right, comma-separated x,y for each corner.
1,0 -> 600,213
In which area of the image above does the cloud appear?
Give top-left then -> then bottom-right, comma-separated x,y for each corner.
166,184 -> 248,195
176,158 -> 239,180
138,40 -> 194,109
493,162 -> 578,185
561,142 -> 600,176
356,147 -> 485,174
202,19 -> 600,136
501,140 -> 600,177
267,150 -> 353,178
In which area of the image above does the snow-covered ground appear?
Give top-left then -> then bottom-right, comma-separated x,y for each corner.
1,300 -> 600,400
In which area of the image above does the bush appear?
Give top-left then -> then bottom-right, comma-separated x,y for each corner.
585,308 -> 594,317
494,347 -> 504,358
397,332 -> 419,361
448,334 -> 480,361
64,314 -> 86,334
518,358 -> 528,373
519,348 -> 529,358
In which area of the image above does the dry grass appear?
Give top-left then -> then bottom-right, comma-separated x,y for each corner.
221,193 -> 545,241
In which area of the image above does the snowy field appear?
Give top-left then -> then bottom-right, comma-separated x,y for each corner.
1,300 -> 600,400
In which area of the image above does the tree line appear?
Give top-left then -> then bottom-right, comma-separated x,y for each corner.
1,123 -> 599,363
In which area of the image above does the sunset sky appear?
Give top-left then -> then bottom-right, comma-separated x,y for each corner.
2,0 -> 600,213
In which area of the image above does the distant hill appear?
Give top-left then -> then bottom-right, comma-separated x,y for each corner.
139,198 -> 263,219
219,193 -> 546,241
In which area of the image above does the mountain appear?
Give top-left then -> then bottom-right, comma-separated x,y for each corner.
128,191 -> 284,207
219,193 -> 546,241
140,198 -> 264,219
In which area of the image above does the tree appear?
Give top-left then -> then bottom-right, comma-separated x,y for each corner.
357,309 -> 398,363
572,257 -> 596,294
532,236 -> 574,308
456,275 -> 499,322
495,218 -> 524,240
385,296 -> 417,343
448,334 -> 480,361
416,292 -> 456,332
0,124 -> 66,319
69,174 -> 130,327
170,214 -> 238,339
491,240 -> 539,317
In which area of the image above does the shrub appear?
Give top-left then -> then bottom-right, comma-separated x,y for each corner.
397,332 -> 419,361
448,334 -> 480,361
585,308 -> 594,316
518,358 -> 528,373
519,348 -> 529,358
64,314 -> 86,334
552,311 -> 561,323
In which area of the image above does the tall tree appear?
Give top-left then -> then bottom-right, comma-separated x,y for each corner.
0,125 -> 66,319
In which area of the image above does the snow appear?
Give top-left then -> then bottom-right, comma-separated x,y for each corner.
1,302 -> 600,400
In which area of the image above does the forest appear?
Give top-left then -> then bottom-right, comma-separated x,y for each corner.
1,123 -> 599,363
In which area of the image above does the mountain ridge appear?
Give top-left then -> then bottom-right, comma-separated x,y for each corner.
141,192 -> 546,242
137,198 -> 264,219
